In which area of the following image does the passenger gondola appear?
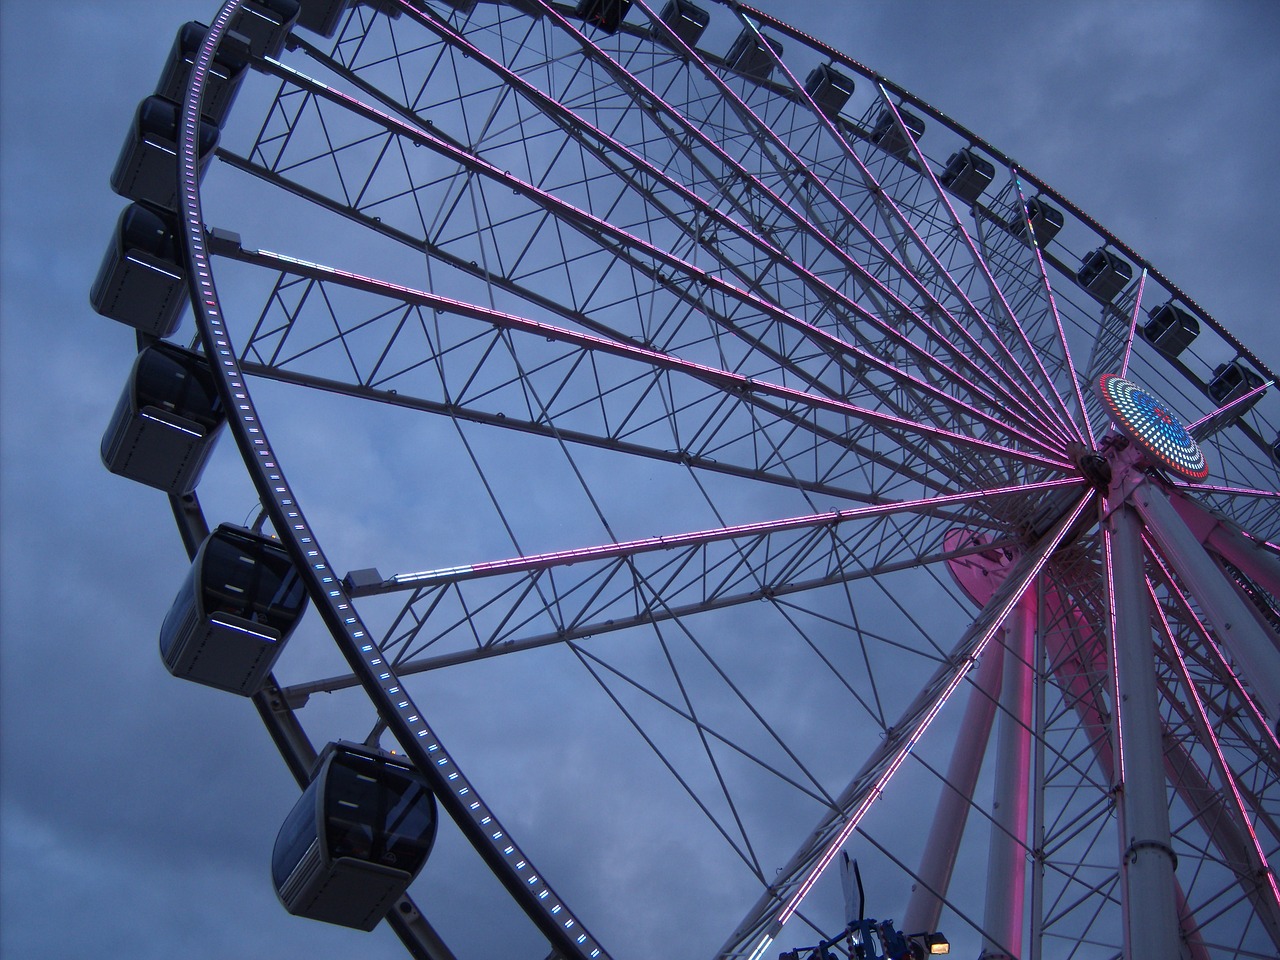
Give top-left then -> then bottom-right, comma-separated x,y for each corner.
101,341 -> 225,494
294,0 -> 355,39
159,524 -> 307,695
90,202 -> 189,336
1141,301 -> 1199,358
154,21 -> 249,127
940,147 -> 995,203
870,105 -> 925,162
110,96 -> 220,212
804,63 -> 855,119
1076,247 -> 1133,303
273,742 -> 438,931
575,0 -> 632,34
1009,195 -> 1064,247
1207,360 -> 1265,414
232,0 -> 301,60
651,0 -> 709,48
725,27 -> 782,83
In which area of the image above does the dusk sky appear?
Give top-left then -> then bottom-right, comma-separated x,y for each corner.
2,2 -> 1278,959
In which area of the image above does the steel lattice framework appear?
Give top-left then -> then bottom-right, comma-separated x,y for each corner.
98,1 -> 1280,958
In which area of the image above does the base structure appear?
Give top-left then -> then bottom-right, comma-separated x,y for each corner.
898,438 -> 1280,960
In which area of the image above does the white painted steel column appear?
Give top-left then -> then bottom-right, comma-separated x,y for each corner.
1133,481 -> 1280,729
1027,579 -> 1047,960
1169,492 -> 1280,600
901,639 -> 1004,934
1107,499 -> 1182,960
981,591 -> 1037,960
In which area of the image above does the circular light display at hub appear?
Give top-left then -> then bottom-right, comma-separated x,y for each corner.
1097,374 -> 1209,481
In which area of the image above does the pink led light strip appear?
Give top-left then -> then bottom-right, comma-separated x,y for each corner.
742,490 -> 1095,960
457,0 -> 1078,453
388,476 -> 1086,589
1147,579 -> 1280,911
1141,535 -> 1280,758
1117,268 -> 1149,379
875,91 -> 1089,449
239,244 -> 1074,472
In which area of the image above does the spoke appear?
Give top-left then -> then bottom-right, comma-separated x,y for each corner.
355,2 -> 1078,456
1148,578 -> 1280,949
720,489 -> 1095,960
1117,268 -> 1149,379
220,243 -> 1075,476
1007,174 -> 1097,449
1186,377 -> 1275,443
1169,482 -> 1280,503
281,479 -> 1075,704
371,477 -> 1083,593
869,87 -> 1086,447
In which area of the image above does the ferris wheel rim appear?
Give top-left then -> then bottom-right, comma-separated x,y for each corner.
156,2 -> 1280,958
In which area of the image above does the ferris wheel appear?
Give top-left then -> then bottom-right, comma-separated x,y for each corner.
93,1 -> 1280,958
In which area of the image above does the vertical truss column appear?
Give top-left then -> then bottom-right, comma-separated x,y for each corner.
1133,481 -> 1280,730
1106,499 -> 1182,960
981,590 -> 1037,960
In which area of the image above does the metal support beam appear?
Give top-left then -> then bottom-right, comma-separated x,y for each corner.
1133,481 -> 1280,729
981,591 -> 1037,960
1105,501 -> 1181,960
901,633 -> 1004,933
1168,491 -> 1280,602
1027,578 -> 1046,960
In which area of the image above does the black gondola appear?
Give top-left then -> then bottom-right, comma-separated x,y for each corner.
576,0 -> 632,34
101,342 -> 225,494
651,0 -> 709,48
1207,361 -> 1265,412
870,105 -> 925,161
725,28 -> 782,83
1009,195 -> 1064,247
500,0 -> 545,19
159,524 -> 308,695
90,202 -> 189,336
154,22 -> 249,127
274,742 -> 438,931
1141,301 -> 1199,358
940,147 -> 995,203
804,64 -> 855,119
232,0 -> 301,60
295,0 -> 355,38
110,96 -> 220,212
1076,247 -> 1133,303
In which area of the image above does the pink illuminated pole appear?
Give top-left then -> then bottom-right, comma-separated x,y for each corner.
1104,500 -> 1182,960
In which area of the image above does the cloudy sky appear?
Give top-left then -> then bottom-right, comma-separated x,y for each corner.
2,2 -> 1278,959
